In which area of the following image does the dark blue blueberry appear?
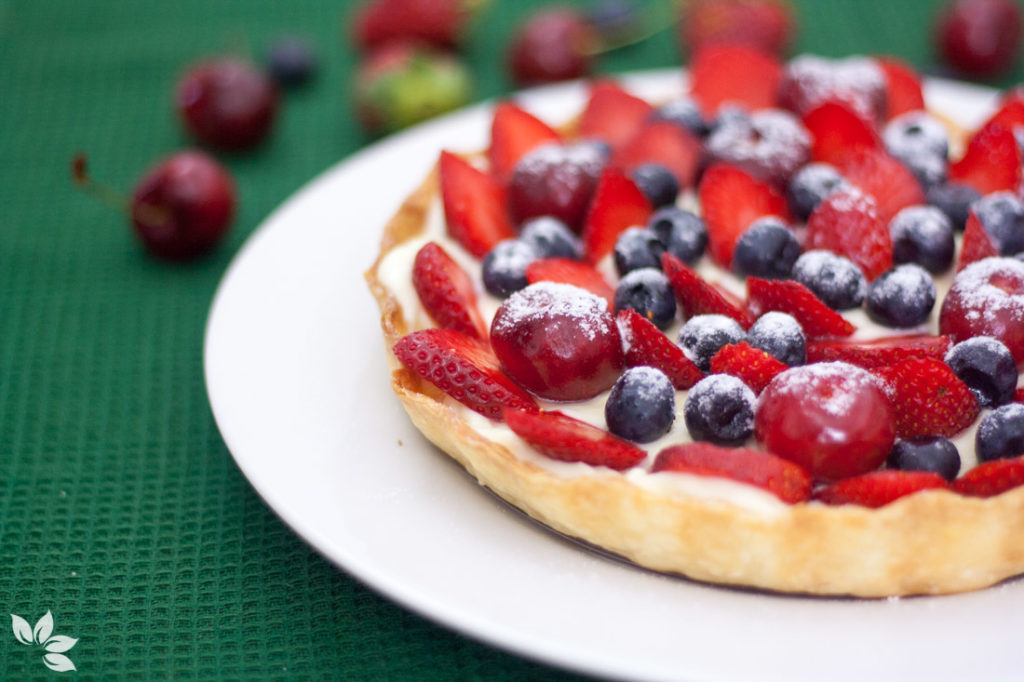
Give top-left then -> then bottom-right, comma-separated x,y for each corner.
586,0 -> 641,43
267,36 -> 317,87
889,205 -> 955,273
614,268 -> 677,330
677,314 -> 746,372
791,250 -> 867,310
747,312 -> 806,366
944,337 -> 1017,407
631,163 -> 679,208
883,112 -> 949,190
605,366 -> 676,443
519,216 -> 582,260
614,227 -> 664,276
972,191 -> 1024,255
648,207 -> 706,265
865,264 -> 936,328
926,182 -> 981,231
481,239 -> 538,298
683,374 -> 756,446
732,218 -> 800,279
787,163 -> 848,221
652,96 -> 707,137
707,105 -> 750,134
976,403 -> 1024,463
705,109 -> 811,186
887,438 -> 961,481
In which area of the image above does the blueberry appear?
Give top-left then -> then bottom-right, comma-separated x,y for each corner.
267,36 -> 317,87
683,374 -> 756,446
944,336 -> 1017,407
747,312 -> 806,366
707,105 -> 750,134
791,250 -> 867,310
926,182 -> 981,231
651,96 -> 707,137
883,112 -> 950,190
972,191 -> 1024,255
605,366 -> 676,443
705,109 -> 811,185
787,163 -> 848,221
519,216 -> 582,260
482,239 -> 538,298
631,163 -> 679,208
586,0 -> 641,43
865,264 -> 936,328
976,403 -> 1024,463
732,218 -> 800,279
889,205 -> 955,273
614,268 -> 677,330
648,207 -> 707,265
678,314 -> 746,372
614,227 -> 664,276
887,438 -> 961,481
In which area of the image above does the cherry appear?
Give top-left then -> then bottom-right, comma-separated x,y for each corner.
490,282 -> 624,401
680,0 -> 794,58
352,0 -> 464,51
506,141 -> 607,232
936,0 -> 1022,78
939,257 -> 1024,369
778,55 -> 888,124
175,58 -> 279,151
508,8 -> 597,86
755,363 -> 895,481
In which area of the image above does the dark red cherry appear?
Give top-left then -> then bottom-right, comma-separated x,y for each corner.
508,9 -> 597,86
175,58 -> 279,150
936,0 -> 1022,78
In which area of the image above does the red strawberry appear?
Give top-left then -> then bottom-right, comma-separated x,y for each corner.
615,309 -> 703,390
747,277 -> 856,339
488,101 -> 562,183
875,357 -> 980,439
651,442 -> 812,504
581,166 -> 653,264
815,471 -> 948,508
611,121 -> 702,188
709,341 -> 787,393
953,456 -> 1024,497
949,122 -> 1024,196
503,407 -> 646,470
1015,387 -> 1024,403
983,88 -> 1024,133
412,242 -> 488,339
698,163 -> 788,269
836,147 -> 925,225
352,0 -> 464,51
804,187 -> 892,281
661,252 -> 754,328
525,257 -> 615,308
802,100 -> 881,166
689,44 -> 782,115
393,329 -> 538,420
956,209 -> 1000,272
439,151 -> 515,258
877,57 -> 925,120
578,80 -> 654,149
680,0 -> 794,57
806,335 -> 952,369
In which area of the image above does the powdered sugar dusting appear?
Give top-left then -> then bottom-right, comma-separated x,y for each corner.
762,362 -> 879,418
492,281 -> 611,342
946,258 -> 1024,325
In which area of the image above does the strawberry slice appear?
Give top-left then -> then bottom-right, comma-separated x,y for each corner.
1015,387 -> 1024,403
747,277 -> 856,339
802,100 -> 881,166
525,257 -> 615,308
953,456 -> 1024,497
709,341 -> 787,393
877,57 -> 925,120
412,242 -> 488,339
439,150 -> 515,258
615,309 -> 703,390
983,88 -> 1024,133
805,187 -> 892,281
698,163 -> 788,269
956,209 -> 1000,272
836,147 -> 925,225
806,335 -> 951,369
488,101 -> 562,183
949,122 -> 1024,196
394,329 -> 538,420
689,43 -> 782,115
578,80 -> 654,149
661,252 -> 754,328
815,470 -> 948,508
651,442 -> 812,504
610,121 -> 702,188
581,166 -> 653,264
875,357 -> 979,439
504,407 -> 646,470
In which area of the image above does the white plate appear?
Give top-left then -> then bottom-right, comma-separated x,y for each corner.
204,71 -> 1021,682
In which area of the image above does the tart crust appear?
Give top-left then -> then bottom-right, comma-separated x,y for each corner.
365,164 -> 1024,598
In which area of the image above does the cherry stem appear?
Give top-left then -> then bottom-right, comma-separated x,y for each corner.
70,153 -> 169,227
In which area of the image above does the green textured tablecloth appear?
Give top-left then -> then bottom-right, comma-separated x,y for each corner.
1,0 -> 1021,679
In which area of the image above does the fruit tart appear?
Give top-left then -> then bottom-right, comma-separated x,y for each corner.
366,48 -> 1024,597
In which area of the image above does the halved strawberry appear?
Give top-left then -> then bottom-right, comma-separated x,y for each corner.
394,329 -> 538,420
804,187 -> 892,281
412,242 -> 488,339
815,470 -> 948,508
949,122 -> 1024,196
616,309 -> 703,390
875,357 -> 980,439
661,252 -> 754,328
836,147 -> 925,225
877,57 -> 925,120
953,456 -> 1024,497
577,80 -> 654,149
439,150 -> 515,258
983,88 -> 1024,133
956,209 -> 1000,272
651,442 -> 812,504
610,121 -> 702,188
504,407 -> 646,470
488,101 -> 562,183
698,163 -> 788,269
581,166 -> 653,264
689,43 -> 782,115
709,341 -> 787,393
525,257 -> 615,308
802,100 -> 881,166
806,335 -> 951,369
747,277 -> 856,339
